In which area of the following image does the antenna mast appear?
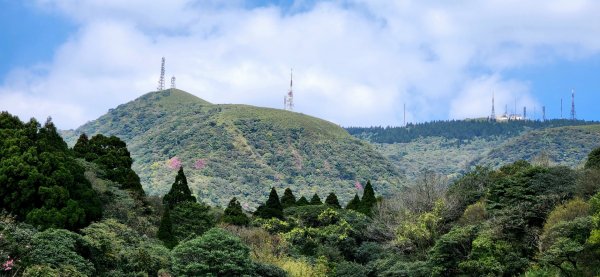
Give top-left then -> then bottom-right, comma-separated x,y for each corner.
491,91 -> 496,120
542,106 -> 546,121
284,69 -> 294,111
171,76 -> 176,89
523,106 -> 526,119
157,57 -> 166,91
571,89 -> 576,120
560,98 -> 563,119
404,103 -> 406,127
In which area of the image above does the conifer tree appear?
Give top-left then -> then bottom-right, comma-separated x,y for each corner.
359,180 -> 377,216
310,193 -> 322,205
280,188 -> 297,209
296,196 -> 310,206
157,208 -> 177,248
346,194 -> 361,211
163,167 -> 196,209
254,188 -> 284,219
223,197 -> 249,226
325,192 -> 341,208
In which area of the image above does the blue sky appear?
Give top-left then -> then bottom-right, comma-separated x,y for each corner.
1,0 -> 599,129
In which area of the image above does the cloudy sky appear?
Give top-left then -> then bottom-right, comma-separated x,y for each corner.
1,0 -> 599,129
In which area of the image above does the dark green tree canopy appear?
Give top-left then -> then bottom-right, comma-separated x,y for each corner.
254,188 -> 284,219
325,192 -> 341,209
0,112 -> 101,230
296,196 -> 310,206
157,208 -> 176,249
585,147 -> 600,170
310,193 -> 322,205
280,188 -> 297,209
163,167 -> 196,209
359,180 -> 377,216
223,197 -> 249,226
346,194 -> 361,211
74,134 -> 143,193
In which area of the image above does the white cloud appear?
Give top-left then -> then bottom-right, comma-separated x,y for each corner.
2,0 -> 600,129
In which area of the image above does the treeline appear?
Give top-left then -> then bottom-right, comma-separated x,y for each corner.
346,119 -> 598,143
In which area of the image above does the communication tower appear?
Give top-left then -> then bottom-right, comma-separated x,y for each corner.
570,89 -> 576,120
284,69 -> 294,111
157,57 -> 166,91
523,106 -> 526,119
490,92 -> 496,120
171,76 -> 176,89
542,106 -> 546,121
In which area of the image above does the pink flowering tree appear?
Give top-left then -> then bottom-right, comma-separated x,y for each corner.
2,256 -> 15,272
193,159 -> 207,170
167,157 -> 182,170
355,181 -> 363,190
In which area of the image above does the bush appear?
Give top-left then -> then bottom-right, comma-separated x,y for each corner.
171,228 -> 254,276
24,229 -> 94,276
333,261 -> 368,277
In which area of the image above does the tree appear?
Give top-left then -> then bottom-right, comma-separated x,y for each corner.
171,228 -> 254,276
296,196 -> 310,206
24,229 -> 94,276
223,197 -> 249,226
585,147 -> 600,170
254,188 -> 284,219
310,193 -> 322,205
162,167 -> 196,209
359,180 -> 377,216
325,193 -> 341,208
157,208 -> 176,248
345,194 -> 361,211
171,201 -> 215,242
280,188 -> 297,209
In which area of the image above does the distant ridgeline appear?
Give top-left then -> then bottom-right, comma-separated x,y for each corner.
346,119 -> 599,143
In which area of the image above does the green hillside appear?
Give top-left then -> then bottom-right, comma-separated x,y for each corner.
473,124 -> 600,168
63,89 -> 403,208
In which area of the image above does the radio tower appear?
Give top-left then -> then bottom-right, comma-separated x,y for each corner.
523,106 -> 527,119
542,106 -> 546,121
490,92 -> 496,120
157,57 -> 166,91
171,76 -> 176,89
560,98 -> 563,119
570,89 -> 576,120
284,69 -> 294,111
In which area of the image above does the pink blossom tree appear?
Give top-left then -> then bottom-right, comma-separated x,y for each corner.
193,159 -> 207,170
355,181 -> 363,190
167,157 -> 182,170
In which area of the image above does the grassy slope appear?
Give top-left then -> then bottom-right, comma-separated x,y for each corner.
63,89 -> 403,208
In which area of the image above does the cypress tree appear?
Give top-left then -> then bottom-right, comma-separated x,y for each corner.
359,180 -> 377,216
223,197 -> 249,226
163,167 -> 196,209
346,194 -> 361,211
280,188 -> 297,209
254,188 -> 284,219
296,196 -> 310,206
325,192 -> 341,208
157,208 -> 177,248
309,193 -> 322,205
73,133 -> 90,157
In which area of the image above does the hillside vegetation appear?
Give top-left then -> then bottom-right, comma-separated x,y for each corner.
62,89 -> 403,208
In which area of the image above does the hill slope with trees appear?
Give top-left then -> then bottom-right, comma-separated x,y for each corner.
62,89 -> 403,208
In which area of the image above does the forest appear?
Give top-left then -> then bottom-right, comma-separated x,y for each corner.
346,119 -> 598,143
2,111 -> 600,276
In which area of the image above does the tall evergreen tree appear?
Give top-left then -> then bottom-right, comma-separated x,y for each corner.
346,194 -> 361,211
280,188 -> 297,209
325,192 -> 341,208
163,167 -> 196,209
310,193 -> 322,205
254,188 -> 284,219
359,180 -> 377,216
296,196 -> 310,206
223,197 -> 249,226
157,208 -> 177,248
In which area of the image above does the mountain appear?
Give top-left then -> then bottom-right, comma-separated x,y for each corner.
62,89 -> 403,208
349,122 -> 600,179
472,124 -> 600,168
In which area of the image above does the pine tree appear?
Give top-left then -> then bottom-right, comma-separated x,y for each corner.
254,188 -> 284,219
163,167 -> 196,209
280,188 -> 297,209
223,197 -> 249,226
325,192 -> 341,208
359,180 -> 377,216
73,133 -> 90,157
346,194 -> 361,211
310,193 -> 322,205
158,208 -> 177,248
296,196 -> 310,206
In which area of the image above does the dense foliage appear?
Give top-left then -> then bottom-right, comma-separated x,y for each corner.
0,112 -> 101,230
347,119 -> 598,143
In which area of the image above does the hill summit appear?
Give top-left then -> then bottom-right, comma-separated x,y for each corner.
63,89 -> 403,208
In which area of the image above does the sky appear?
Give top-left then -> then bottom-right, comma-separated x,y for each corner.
1,0 -> 599,130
